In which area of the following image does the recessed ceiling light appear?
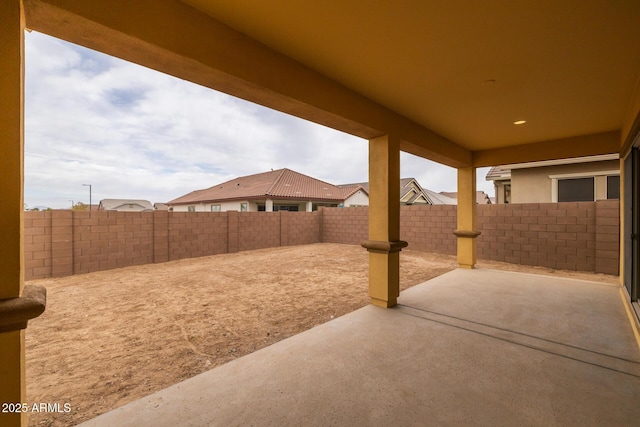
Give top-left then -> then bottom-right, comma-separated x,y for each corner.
513,120 -> 526,125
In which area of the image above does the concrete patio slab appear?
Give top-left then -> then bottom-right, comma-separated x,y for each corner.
78,269 -> 640,426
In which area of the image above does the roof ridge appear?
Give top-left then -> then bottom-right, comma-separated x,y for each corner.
288,168 -> 342,189
341,184 -> 367,199
265,168 -> 288,196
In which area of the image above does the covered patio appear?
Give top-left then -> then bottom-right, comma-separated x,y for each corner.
80,268 -> 640,426
2,2 -> 640,426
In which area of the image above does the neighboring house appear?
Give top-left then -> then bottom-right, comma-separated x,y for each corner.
168,168 -> 368,212
340,178 -> 457,206
340,178 -> 457,205
486,154 -> 620,203
98,199 -> 155,212
154,203 -> 170,211
438,191 -> 493,205
401,178 -> 457,205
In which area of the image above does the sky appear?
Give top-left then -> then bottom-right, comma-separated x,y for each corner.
24,31 -> 493,210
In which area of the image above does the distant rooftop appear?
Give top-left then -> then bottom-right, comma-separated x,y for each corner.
169,169 -> 365,205
99,199 -> 154,211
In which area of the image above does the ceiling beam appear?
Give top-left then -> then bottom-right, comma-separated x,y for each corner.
473,131 -> 620,168
23,0 -> 472,168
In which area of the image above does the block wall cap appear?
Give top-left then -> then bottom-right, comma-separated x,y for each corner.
361,240 -> 408,253
0,285 -> 47,333
453,230 -> 482,238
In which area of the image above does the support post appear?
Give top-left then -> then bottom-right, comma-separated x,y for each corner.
361,135 -> 407,307
454,167 -> 480,268
0,2 -> 39,426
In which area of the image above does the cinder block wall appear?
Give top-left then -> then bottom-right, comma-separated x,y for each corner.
320,207 -> 368,244
477,202 -> 599,271
281,211 -> 321,247
320,202 -> 619,275
168,212 -> 227,260
320,205 -> 458,255
73,211 -> 155,275
238,212 -> 281,251
24,211 -> 53,279
24,210 -> 321,280
401,205 -> 457,255
23,201 -> 619,280
594,200 -> 621,275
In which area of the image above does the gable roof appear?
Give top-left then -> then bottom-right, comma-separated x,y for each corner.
99,199 -> 154,211
340,178 -> 457,205
168,169 -> 363,205
423,190 -> 457,205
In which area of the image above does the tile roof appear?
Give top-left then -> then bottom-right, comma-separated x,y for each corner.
168,169 -> 362,205
485,166 -> 511,181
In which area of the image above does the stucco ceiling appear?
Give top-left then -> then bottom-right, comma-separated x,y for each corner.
180,0 -> 640,151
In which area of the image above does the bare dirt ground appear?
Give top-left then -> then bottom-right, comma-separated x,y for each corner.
24,243 -> 618,426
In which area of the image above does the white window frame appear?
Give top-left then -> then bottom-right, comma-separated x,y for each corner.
211,204 -> 221,212
549,170 -> 619,202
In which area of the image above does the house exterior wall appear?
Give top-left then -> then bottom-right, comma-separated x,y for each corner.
269,200 -> 307,211
99,202 -> 153,212
24,202 -> 619,280
511,160 -> 620,203
172,201 -> 252,212
171,200 -> 333,212
343,190 -> 369,207
493,181 -> 509,204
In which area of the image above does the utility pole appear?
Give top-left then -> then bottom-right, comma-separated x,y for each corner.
82,184 -> 92,216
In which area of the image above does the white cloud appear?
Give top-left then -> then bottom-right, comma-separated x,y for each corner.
24,31 -> 493,209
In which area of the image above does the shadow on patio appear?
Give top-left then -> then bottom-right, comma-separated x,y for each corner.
79,269 -> 640,426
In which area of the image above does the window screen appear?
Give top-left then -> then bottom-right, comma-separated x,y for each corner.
558,177 -> 594,202
607,175 -> 620,200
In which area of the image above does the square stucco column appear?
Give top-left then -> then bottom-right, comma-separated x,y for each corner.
361,135 -> 407,308
454,167 -> 480,268
0,2 -> 26,426
0,4 -> 45,427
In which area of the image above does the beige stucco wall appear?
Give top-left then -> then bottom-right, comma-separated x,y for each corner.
270,200 -> 306,211
172,201 -> 250,212
493,181 -> 509,204
511,160 -> 619,203
172,200 -> 325,212
344,190 -> 369,207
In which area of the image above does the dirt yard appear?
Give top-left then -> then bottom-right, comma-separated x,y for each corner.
24,243 -> 618,426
